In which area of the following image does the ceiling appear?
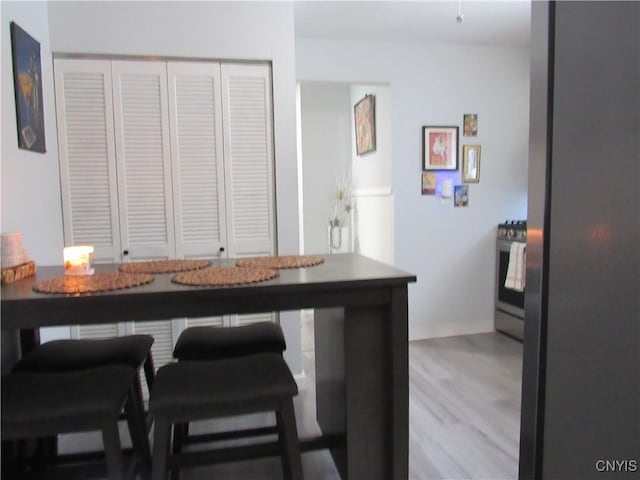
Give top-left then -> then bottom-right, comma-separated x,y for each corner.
294,1 -> 531,47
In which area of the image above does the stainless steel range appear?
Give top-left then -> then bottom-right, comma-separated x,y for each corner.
495,220 -> 526,340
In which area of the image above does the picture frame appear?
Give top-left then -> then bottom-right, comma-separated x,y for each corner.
422,126 -> 458,171
463,113 -> 478,137
421,172 -> 436,195
462,145 -> 481,183
454,185 -> 469,207
354,94 -> 376,155
10,22 -> 46,153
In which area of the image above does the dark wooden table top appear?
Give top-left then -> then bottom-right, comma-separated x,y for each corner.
1,253 -> 416,330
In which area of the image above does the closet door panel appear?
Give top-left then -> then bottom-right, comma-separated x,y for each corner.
221,63 -> 275,258
112,61 -> 175,261
54,59 -> 121,263
167,62 -> 227,259
129,319 -> 176,398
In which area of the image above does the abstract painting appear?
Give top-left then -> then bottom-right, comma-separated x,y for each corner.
11,22 -> 46,153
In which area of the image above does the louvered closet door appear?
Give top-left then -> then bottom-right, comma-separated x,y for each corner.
221,63 -> 275,258
221,64 -> 276,327
54,59 -> 123,340
167,62 -> 227,260
112,61 -> 176,262
112,61 -> 177,377
54,59 -> 121,264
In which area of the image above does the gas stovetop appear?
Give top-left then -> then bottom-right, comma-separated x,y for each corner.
497,220 -> 527,241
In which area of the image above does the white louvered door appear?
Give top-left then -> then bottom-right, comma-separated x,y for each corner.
55,59 -> 123,340
221,63 -> 275,259
112,61 -> 176,262
167,62 -> 227,329
167,62 -> 227,260
221,64 -> 276,326
111,61 -> 177,374
54,58 -> 276,354
55,59 -> 121,264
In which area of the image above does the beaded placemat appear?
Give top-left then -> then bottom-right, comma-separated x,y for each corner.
33,272 -> 155,295
172,267 -> 279,287
118,259 -> 210,274
235,255 -> 324,269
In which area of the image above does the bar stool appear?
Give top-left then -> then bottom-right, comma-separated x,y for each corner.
1,366 -> 148,480
172,322 -> 286,361
171,322 -> 286,468
11,335 -> 156,465
13,334 -> 156,392
149,353 -> 303,480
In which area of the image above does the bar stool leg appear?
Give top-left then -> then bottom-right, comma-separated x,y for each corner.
125,386 -> 151,480
152,417 -> 171,480
170,422 -> 188,480
101,421 -> 125,480
276,399 -> 303,480
143,352 -> 156,390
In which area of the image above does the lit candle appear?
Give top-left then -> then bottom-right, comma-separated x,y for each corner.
63,246 -> 95,276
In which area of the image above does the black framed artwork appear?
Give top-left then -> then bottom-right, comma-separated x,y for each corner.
422,126 -> 458,171
10,22 -> 46,153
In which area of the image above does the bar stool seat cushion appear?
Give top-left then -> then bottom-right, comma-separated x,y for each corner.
172,322 -> 286,361
2,366 -> 135,439
12,335 -> 154,373
150,354 -> 297,421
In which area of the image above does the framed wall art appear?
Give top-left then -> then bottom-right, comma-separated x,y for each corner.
10,22 -> 46,153
421,172 -> 436,195
462,144 -> 481,183
354,94 -> 376,155
422,126 -> 458,171
454,185 -> 469,207
463,113 -> 478,137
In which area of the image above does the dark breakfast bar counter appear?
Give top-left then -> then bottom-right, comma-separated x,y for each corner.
1,253 -> 416,479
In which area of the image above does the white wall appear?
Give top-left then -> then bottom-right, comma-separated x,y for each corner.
299,82 -> 352,254
1,1 -> 63,265
46,1 -> 299,258
0,1 -> 303,374
297,38 -> 529,339
350,84 -> 394,265
299,81 -> 394,263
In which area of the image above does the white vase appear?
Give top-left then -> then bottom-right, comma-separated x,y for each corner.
328,226 -> 350,253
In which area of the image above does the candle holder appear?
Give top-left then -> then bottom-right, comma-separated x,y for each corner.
63,246 -> 95,276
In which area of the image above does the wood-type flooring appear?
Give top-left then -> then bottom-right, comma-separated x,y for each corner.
58,331 -> 523,479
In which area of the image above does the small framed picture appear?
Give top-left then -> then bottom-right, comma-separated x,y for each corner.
421,172 -> 436,195
462,145 -> 481,183
422,126 -> 458,171
454,185 -> 469,207
463,114 -> 478,137
354,94 -> 376,155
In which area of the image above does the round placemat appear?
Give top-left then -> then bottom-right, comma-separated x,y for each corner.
118,259 -> 210,274
172,267 -> 279,287
33,272 -> 154,295
235,255 -> 324,269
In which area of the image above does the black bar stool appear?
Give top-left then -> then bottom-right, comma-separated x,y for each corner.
13,334 -> 156,392
11,335 -> 156,466
149,353 -> 303,480
171,321 -> 287,465
172,322 -> 286,361
1,366 -> 147,480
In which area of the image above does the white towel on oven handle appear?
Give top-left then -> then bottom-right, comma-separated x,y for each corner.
504,241 -> 526,292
